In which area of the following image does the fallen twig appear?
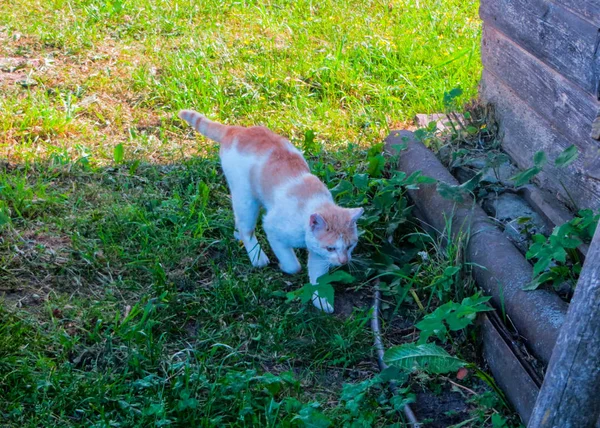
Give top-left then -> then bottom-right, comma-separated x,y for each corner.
442,377 -> 477,396
372,281 -> 420,427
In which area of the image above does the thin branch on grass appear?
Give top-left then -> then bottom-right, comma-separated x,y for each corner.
442,377 -> 477,395
372,281 -> 420,427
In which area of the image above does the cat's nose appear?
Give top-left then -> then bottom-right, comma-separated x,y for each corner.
338,254 -> 348,264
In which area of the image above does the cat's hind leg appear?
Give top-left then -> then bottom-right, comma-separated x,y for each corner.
266,234 -> 301,275
231,192 -> 270,268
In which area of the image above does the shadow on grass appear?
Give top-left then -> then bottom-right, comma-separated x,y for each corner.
0,152 -> 393,426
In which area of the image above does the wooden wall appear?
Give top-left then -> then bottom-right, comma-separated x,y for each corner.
479,0 -> 600,209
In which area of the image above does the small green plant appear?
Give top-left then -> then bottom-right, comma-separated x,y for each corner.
436,171 -> 482,202
415,292 -> 493,344
0,200 -> 11,229
286,271 -> 355,309
113,143 -> 125,164
554,145 -> 579,168
510,150 -> 547,187
510,145 -> 579,187
292,403 -> 332,427
524,209 -> 599,290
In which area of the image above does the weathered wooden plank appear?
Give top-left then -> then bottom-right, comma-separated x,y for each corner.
593,110 -> 600,140
550,0 -> 600,27
480,0 -> 600,96
528,225 -> 600,427
481,25 -> 600,153
481,313 -> 540,425
480,70 -> 600,210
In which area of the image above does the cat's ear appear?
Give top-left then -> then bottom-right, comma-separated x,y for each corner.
310,213 -> 327,232
349,207 -> 364,223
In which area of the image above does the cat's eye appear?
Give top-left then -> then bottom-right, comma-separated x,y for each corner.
326,246 -> 336,252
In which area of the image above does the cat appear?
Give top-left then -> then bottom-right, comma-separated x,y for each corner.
178,110 -> 363,313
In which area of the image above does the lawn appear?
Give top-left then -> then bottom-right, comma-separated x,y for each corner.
0,1 -> 515,426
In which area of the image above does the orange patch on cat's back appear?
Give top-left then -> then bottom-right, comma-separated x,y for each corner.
287,175 -> 329,208
224,126 -> 286,154
260,148 -> 310,202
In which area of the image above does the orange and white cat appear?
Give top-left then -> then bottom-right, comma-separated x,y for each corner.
179,110 -> 363,313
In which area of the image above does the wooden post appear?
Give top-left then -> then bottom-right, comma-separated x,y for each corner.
591,110 -> 600,140
528,224 -> 600,427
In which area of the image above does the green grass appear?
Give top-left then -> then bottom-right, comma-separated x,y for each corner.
0,1 -> 520,427
1,0 -> 481,162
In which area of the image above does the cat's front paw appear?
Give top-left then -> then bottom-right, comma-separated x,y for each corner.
312,292 -> 334,314
279,261 -> 301,275
252,251 -> 270,268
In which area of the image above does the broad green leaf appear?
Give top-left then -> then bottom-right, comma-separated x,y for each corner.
303,129 -> 316,151
416,315 -> 448,344
390,393 -> 415,412
554,145 -> 578,168
330,180 -> 353,198
0,204 -> 10,228
293,405 -> 331,428
533,151 -> 547,167
524,272 -> 555,290
406,170 -> 437,185
352,173 -> 369,190
367,142 -> 385,158
318,270 -> 355,285
129,159 -> 141,175
443,87 -> 463,107
383,343 -> 465,374
492,413 -> 508,428
437,181 -> 464,203
389,171 -> 407,185
510,166 -> 541,187
113,143 -> 124,163
550,245 -> 567,263
559,236 -> 582,249
379,366 -> 408,384
522,279 -> 542,291
532,258 -> 553,277
460,294 -> 492,309
367,154 -> 386,178
292,271 -> 354,308
298,283 -> 334,306
340,379 -> 375,415
443,266 -> 461,277
517,216 -> 533,225
460,171 -> 483,193
446,312 -> 475,331
373,190 -> 395,210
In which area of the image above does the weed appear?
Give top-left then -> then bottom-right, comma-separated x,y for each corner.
525,209 -> 599,291
416,292 -> 493,344
510,145 -> 580,188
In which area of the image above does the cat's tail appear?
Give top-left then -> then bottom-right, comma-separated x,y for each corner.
178,110 -> 229,143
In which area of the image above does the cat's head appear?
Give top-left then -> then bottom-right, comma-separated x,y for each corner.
306,205 -> 363,266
